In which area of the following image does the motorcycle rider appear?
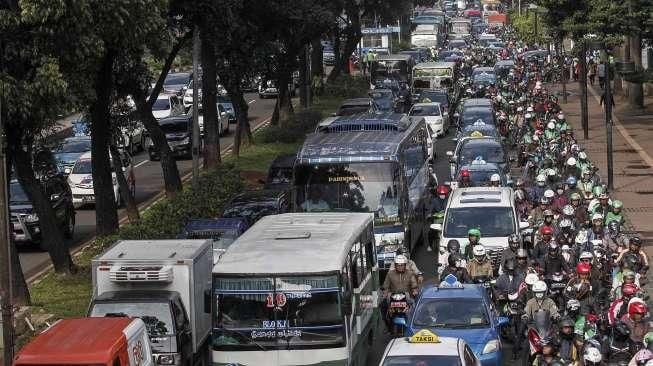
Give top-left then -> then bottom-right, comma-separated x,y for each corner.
495,259 -> 526,301
533,226 -> 555,265
530,198 -> 552,229
541,241 -> 569,277
467,244 -> 494,279
532,336 -> 565,366
382,255 -> 419,298
523,280 -> 560,322
430,184 -> 450,213
616,236 -> 649,276
564,262 -> 596,315
440,253 -> 472,283
606,220 -> 629,255
531,174 -> 549,204
463,228 -> 482,260
516,248 -> 532,276
564,176 -> 582,199
556,218 -> 576,248
628,332 -> 653,366
500,234 -> 522,271
609,283 -> 641,326
557,317 -> 581,364
569,192 -> 589,228
587,213 -> 607,242
438,239 -> 466,276
391,246 -> 423,284
459,169 -> 472,188
489,173 -> 501,187
551,184 -> 569,215
620,301 -> 651,349
606,200 -> 625,229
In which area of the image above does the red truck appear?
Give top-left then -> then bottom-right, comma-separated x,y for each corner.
487,13 -> 508,27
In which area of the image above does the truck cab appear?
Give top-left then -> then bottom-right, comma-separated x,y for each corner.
14,317 -> 153,366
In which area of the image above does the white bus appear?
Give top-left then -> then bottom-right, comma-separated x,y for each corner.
412,61 -> 458,94
211,213 -> 380,366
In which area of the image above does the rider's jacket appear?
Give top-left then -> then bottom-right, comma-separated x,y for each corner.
382,269 -> 418,293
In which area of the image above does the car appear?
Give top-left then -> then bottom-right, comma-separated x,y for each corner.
437,50 -> 464,62
335,98 -> 378,116
151,94 -> 185,120
472,73 -> 497,89
9,176 -> 75,250
458,106 -> 496,129
162,72 -> 192,95
447,136 -> 509,181
431,187 -> 529,271
452,158 -> 508,187
182,78 -> 201,111
417,89 -> 451,113
368,88 -> 398,113
406,275 -> 508,366
378,329 -> 481,366
147,115 -> 197,160
221,189 -> 290,226
258,79 -> 279,99
68,151 -> 127,208
409,102 -> 448,137
178,218 -> 250,264
217,96 -> 237,124
455,121 -> 501,141
117,120 -> 146,155
448,39 -> 468,50
53,136 -> 92,175
263,153 -> 296,191
471,67 -> 496,79
494,60 -> 516,79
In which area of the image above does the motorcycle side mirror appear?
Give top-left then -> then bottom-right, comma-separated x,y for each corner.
430,223 -> 442,231
495,316 -> 509,327
519,221 -> 530,230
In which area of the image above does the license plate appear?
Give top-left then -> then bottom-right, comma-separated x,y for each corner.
82,195 -> 94,203
550,283 -> 566,289
390,302 -> 407,309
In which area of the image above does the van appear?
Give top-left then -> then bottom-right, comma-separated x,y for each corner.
431,187 -> 529,271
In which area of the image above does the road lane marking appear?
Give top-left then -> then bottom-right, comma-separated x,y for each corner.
248,100 -> 256,104
133,159 -> 149,168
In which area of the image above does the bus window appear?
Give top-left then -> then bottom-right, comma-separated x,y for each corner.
350,244 -> 362,288
365,240 -> 375,268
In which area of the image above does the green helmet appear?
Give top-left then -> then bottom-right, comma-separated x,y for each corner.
570,192 -> 581,201
592,185 -> 604,196
644,332 -> 653,348
468,228 -> 481,238
613,200 -> 623,209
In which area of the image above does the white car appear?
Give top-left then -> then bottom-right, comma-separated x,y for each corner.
409,102 -> 448,137
151,94 -> 184,120
379,329 -> 480,366
68,152 -> 124,208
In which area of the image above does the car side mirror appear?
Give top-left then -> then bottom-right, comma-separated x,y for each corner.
331,112 -> 337,117
430,223 -> 442,231
393,317 -> 407,328
204,289 -> 212,314
220,112 -> 227,117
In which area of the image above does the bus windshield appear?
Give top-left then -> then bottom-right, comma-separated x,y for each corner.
294,162 -> 401,225
375,60 -> 409,79
413,68 -> 452,78
213,275 -> 344,350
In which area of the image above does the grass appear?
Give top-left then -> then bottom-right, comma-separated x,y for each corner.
226,142 -> 301,172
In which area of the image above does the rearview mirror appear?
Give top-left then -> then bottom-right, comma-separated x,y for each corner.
50,194 -> 60,201
393,317 -> 407,328
430,223 -> 442,231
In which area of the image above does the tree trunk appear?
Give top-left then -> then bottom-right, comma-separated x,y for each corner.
232,87 -> 252,156
89,51 -> 119,236
328,10 -> 361,82
200,32 -> 221,169
272,67 -> 294,126
628,34 -> 644,109
311,37 -> 324,78
12,148 -> 73,273
109,145 -> 139,224
578,43 -> 589,140
11,240 -> 29,305
612,45 -> 624,95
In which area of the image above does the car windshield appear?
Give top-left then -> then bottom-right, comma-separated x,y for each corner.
217,96 -> 232,104
153,98 -> 171,111
413,298 -> 490,328
222,199 -> 277,224
419,93 -> 448,106
294,162 -> 401,226
458,141 -> 504,164
462,110 -> 494,126
58,140 -> 91,154
410,105 -> 441,116
213,276 -> 344,349
382,355 -> 462,366
90,302 -> 174,337
164,73 -> 190,86
72,121 -> 90,136
9,182 -> 29,204
444,206 -> 515,237
72,159 -> 92,174
160,121 -> 188,134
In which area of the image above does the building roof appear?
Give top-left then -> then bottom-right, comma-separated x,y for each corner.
214,213 -> 373,275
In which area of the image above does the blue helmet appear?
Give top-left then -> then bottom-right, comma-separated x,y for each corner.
565,176 -> 577,186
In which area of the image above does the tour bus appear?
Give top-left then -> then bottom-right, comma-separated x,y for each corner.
211,213 -> 380,366
372,54 -> 414,83
293,113 -> 433,273
411,61 -> 458,96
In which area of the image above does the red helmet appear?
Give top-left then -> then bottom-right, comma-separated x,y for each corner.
576,262 -> 591,275
629,301 -> 648,316
461,169 -> 470,178
540,226 -> 553,236
622,283 -> 639,297
436,185 -> 450,196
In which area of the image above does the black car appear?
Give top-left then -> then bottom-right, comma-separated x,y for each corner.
264,154 -> 296,191
10,176 -> 75,250
417,89 -> 451,113
335,98 -> 377,116
163,72 -> 192,95
222,189 -> 290,226
368,89 -> 397,113
459,106 -> 496,129
148,115 -> 196,160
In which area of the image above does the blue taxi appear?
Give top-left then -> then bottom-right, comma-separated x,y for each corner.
405,275 -> 507,366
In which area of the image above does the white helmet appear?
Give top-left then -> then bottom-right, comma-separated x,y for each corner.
584,347 -> 602,363
566,157 -> 577,166
525,113 -> 533,119
578,151 -> 588,160
394,254 -> 408,265
547,168 -> 557,177
547,122 -> 555,130
517,106 -> 523,112
532,280 -> 548,293
559,218 -> 572,228
527,106 -> 534,113
563,205 -> 574,216
579,251 -> 594,260
561,244 -> 571,251
575,230 -> 588,244
490,173 -> 500,182
544,189 -> 555,199
525,273 -> 539,286
592,213 -> 604,222
557,112 -> 565,120
536,174 -> 546,183
473,244 -> 486,257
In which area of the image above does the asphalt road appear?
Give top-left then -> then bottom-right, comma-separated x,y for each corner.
17,92 -> 278,279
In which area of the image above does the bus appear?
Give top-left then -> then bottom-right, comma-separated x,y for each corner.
411,61 -> 458,96
449,18 -> 472,36
293,113 -> 433,273
372,54 -> 414,83
211,213 -> 380,366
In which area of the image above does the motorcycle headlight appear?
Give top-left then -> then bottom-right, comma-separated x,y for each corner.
25,213 -> 39,223
482,339 -> 500,354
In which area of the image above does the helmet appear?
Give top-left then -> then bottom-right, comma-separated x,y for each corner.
637,350 -> 653,365
517,106 -> 523,112
448,253 -> 460,267
563,204 -> 574,216
599,192 -> 609,200
490,173 -> 500,183
623,269 -> 637,281
584,347 -> 603,363
578,151 -> 588,160
536,174 -> 546,184
613,200 -> 623,209
525,272 -> 539,286
473,244 -> 486,257
570,192 -> 581,201
525,112 -> 533,119
622,283 -> 639,297
504,259 -> 516,271
608,220 -> 620,233
592,213 -> 604,222
516,248 -> 528,259
540,226 -> 553,236
532,280 -> 548,293
566,299 -> 581,312
559,218 -> 572,229
468,228 -> 481,238
559,317 -> 575,328
576,262 -> 592,275
644,332 -> 653,348
446,240 -> 460,253
543,209 -> 554,217
593,185 -> 604,197
544,190 -> 555,199
540,196 -> 549,205
629,301 -> 648,316
527,106 -> 534,113
579,251 -> 594,261
394,254 -> 408,265
557,112 -> 565,120
576,230 -> 588,244
547,121 -> 555,130
631,236 -> 643,247
566,157 -> 577,167
509,234 -> 521,244
547,168 -> 557,177
461,169 -> 470,178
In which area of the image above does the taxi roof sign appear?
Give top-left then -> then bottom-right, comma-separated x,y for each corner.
409,329 -> 441,343
470,131 -> 484,137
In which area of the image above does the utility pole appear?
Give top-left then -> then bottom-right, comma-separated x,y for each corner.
605,53 -> 614,190
191,27 -> 200,188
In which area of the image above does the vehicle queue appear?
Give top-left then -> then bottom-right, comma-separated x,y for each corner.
14,0 -> 653,366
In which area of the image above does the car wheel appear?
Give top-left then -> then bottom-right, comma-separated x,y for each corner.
63,210 -> 75,239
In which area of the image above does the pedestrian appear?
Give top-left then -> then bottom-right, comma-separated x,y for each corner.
573,58 -> 579,81
588,60 -> 596,85
361,51 -> 368,75
597,61 -> 606,89
600,89 -> 615,109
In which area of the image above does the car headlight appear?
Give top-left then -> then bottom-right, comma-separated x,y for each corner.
482,339 -> 500,354
157,354 -> 175,365
25,213 -> 39,223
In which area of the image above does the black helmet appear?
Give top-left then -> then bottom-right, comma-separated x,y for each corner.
396,246 -> 408,256
448,254 -> 460,267
608,221 -> 620,234
631,236 -> 643,247
447,239 -> 461,253
540,336 -> 557,348
504,259 -> 516,272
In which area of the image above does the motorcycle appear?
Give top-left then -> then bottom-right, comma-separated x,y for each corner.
546,272 -> 567,310
608,321 -> 636,364
525,310 -> 555,366
498,282 -> 528,359
387,292 -> 409,337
